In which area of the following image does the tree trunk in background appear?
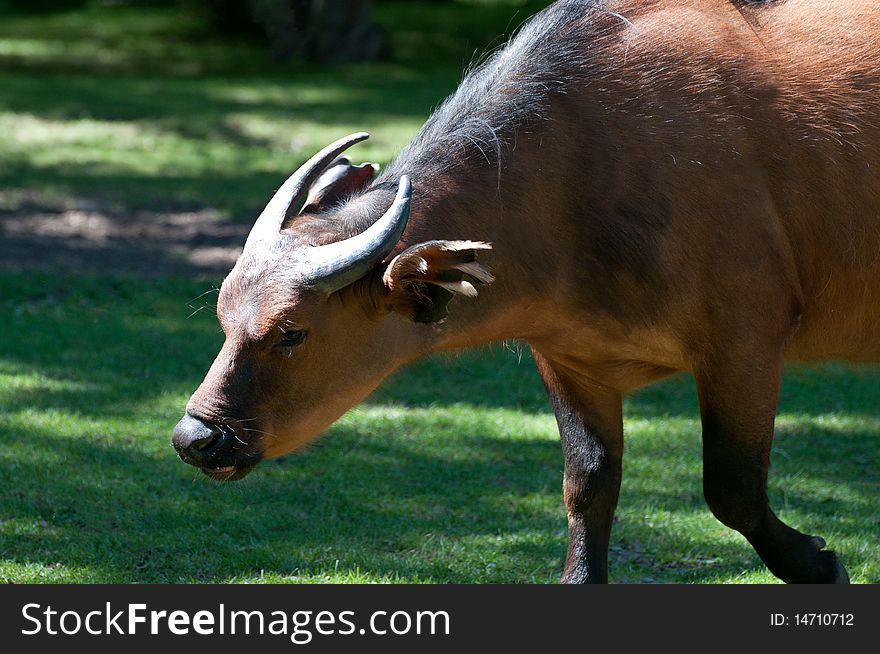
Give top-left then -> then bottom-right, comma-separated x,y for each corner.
205,0 -> 384,63
302,0 -> 384,63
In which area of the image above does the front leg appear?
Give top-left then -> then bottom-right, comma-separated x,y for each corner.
533,351 -> 624,583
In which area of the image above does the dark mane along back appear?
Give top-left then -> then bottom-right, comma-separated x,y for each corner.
379,0 -> 605,186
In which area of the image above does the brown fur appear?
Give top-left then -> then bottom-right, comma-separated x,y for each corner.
177,0 -> 878,583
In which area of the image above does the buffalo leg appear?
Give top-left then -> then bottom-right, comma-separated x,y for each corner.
695,348 -> 849,583
533,352 -> 623,584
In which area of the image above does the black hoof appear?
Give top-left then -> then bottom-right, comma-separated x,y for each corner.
753,532 -> 850,583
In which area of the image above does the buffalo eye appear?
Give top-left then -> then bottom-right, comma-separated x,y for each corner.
277,328 -> 307,349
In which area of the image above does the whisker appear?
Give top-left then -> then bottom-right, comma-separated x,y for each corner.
216,423 -> 248,446
242,427 -> 277,439
188,287 -> 220,303
186,304 -> 217,319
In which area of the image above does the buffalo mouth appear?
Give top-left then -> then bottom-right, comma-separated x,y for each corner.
199,463 -> 257,482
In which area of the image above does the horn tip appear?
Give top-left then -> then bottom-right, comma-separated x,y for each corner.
399,174 -> 412,194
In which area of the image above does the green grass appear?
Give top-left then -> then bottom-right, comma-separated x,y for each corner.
0,0 -> 552,215
0,272 -> 877,584
0,1 -> 877,583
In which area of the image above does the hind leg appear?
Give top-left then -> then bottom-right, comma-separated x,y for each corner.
695,344 -> 848,583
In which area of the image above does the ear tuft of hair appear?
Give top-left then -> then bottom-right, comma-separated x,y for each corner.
383,240 -> 494,322
451,261 -> 495,285
384,240 -> 493,294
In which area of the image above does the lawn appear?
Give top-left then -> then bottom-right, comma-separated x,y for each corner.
0,0 -> 552,215
0,1 -> 877,584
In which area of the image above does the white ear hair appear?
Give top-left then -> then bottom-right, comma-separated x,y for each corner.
303,161 -> 380,214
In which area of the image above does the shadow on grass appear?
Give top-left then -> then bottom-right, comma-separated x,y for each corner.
1,419 -> 553,582
0,195 -> 251,280
9,407 -> 869,584
0,415 -> 775,584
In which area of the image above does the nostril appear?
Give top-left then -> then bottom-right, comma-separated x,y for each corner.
191,427 -> 222,451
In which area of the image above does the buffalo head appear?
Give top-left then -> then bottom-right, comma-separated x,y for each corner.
172,134 -> 493,480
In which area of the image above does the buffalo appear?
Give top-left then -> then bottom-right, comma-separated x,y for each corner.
173,0 -> 879,583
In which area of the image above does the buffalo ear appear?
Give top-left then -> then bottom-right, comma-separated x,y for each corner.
300,157 -> 379,214
382,240 -> 494,323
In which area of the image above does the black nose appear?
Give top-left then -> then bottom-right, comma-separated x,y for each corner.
172,414 -> 225,465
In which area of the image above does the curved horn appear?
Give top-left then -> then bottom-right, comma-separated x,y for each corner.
300,175 -> 412,295
243,132 -> 370,251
